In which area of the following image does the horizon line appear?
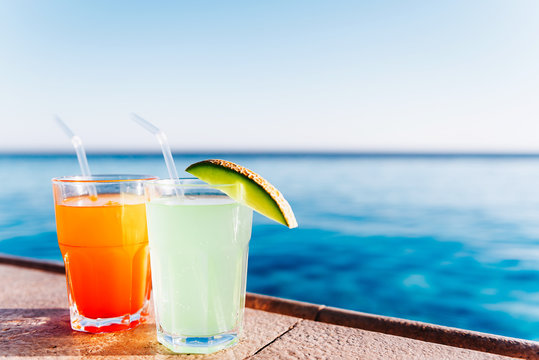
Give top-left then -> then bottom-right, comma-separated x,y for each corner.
5,150 -> 539,158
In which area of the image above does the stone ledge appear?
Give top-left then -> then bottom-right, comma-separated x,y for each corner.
0,307 -> 299,359
1,253 -> 537,359
0,253 -> 64,274
249,319 -> 519,360
245,292 -> 325,321
316,306 -> 539,360
245,293 -> 538,360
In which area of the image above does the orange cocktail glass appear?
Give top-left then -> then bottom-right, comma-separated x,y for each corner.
52,175 -> 157,333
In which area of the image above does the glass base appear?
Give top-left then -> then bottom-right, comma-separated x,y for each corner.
157,328 -> 239,354
69,303 -> 149,333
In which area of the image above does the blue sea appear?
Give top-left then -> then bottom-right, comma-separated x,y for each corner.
0,154 -> 538,341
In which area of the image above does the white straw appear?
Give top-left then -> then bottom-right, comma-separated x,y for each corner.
54,116 -> 97,197
131,113 -> 183,196
55,116 -> 92,177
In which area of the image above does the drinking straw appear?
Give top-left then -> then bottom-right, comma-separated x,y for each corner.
54,116 -> 97,197
55,116 -> 92,177
131,113 -> 183,196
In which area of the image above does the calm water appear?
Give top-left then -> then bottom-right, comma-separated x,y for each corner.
0,154 -> 538,340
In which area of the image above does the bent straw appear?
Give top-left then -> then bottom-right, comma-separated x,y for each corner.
54,116 -> 97,197
131,113 -> 183,196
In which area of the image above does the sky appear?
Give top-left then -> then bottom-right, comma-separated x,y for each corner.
1,0 -> 539,153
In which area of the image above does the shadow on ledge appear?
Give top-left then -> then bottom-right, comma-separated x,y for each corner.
0,308 -> 174,357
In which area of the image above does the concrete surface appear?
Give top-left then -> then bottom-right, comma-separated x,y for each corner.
251,320 -> 519,360
0,263 -> 535,359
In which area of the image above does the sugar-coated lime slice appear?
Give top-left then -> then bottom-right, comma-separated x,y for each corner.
185,159 -> 298,228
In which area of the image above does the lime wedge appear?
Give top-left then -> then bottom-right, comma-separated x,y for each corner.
185,159 -> 298,228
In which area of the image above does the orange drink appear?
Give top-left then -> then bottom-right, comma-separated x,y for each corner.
52,175 -> 157,333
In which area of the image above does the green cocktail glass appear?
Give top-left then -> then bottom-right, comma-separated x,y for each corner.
145,179 -> 253,354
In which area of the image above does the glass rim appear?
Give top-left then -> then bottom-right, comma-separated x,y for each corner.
52,174 -> 158,183
145,178 -> 237,188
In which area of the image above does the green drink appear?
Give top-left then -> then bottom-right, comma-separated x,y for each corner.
145,179 -> 252,354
